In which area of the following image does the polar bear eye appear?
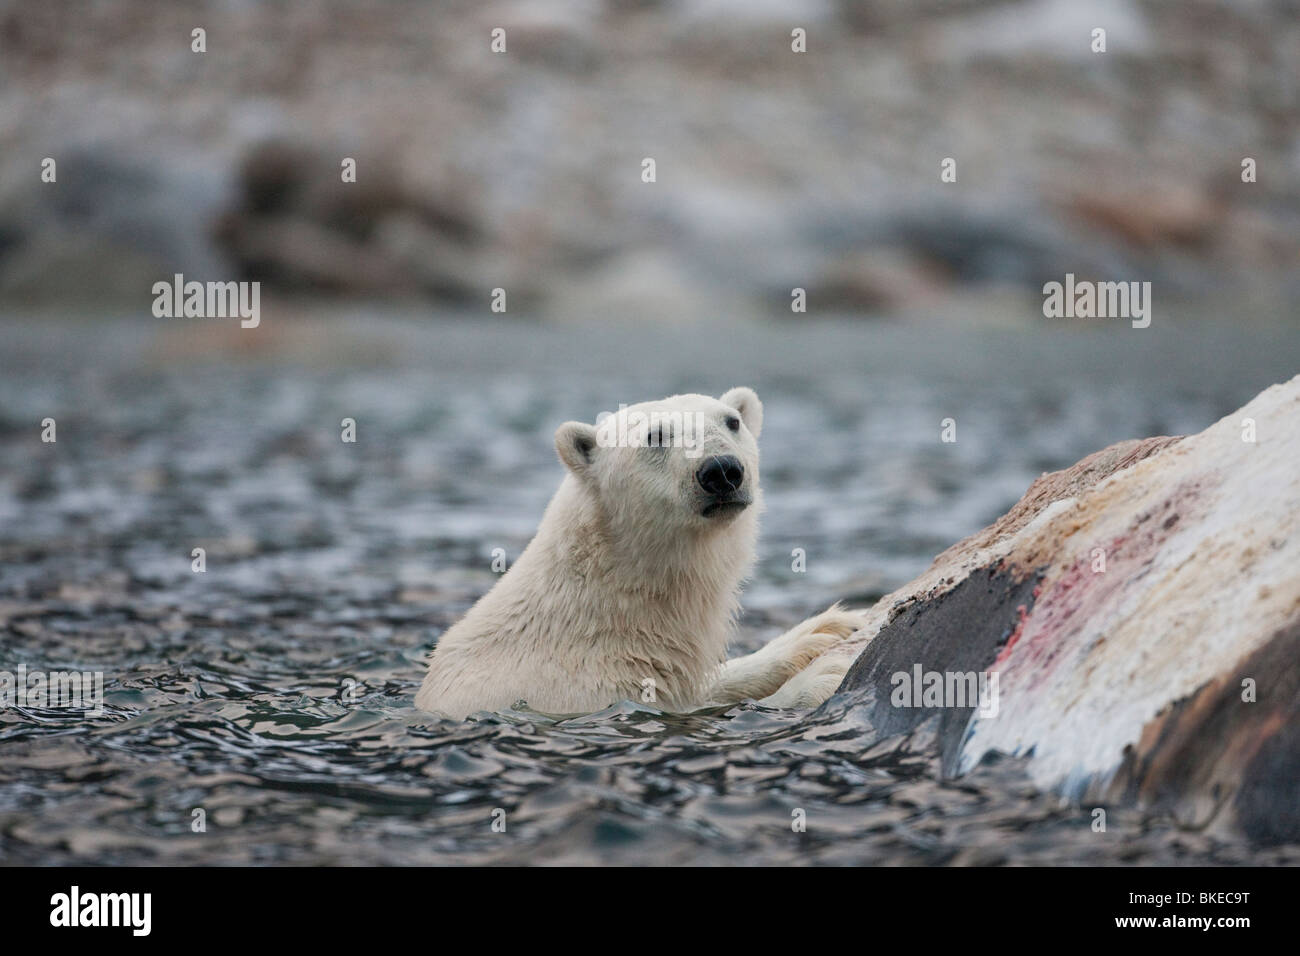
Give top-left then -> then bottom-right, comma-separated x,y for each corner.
648,425 -> 670,448
725,416 -> 740,432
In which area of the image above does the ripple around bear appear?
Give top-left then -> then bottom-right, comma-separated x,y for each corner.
415,387 -> 867,719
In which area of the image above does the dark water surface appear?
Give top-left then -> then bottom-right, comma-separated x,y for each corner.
2,312 -> 1298,864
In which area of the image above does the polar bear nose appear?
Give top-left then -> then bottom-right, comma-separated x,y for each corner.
696,455 -> 745,496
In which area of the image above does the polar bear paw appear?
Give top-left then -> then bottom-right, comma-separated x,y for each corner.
759,643 -> 861,709
773,604 -> 866,667
709,603 -> 868,705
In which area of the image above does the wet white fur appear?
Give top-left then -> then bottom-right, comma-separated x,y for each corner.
415,387 -> 865,719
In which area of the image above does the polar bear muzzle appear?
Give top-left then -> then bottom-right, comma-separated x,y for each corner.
696,454 -> 751,517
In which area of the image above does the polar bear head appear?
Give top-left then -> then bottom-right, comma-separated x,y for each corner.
554,387 -> 764,537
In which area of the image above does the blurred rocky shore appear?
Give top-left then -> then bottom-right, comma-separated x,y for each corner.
1,0 -> 1297,321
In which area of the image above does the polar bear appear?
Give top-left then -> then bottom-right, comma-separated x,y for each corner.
415,387 -> 866,719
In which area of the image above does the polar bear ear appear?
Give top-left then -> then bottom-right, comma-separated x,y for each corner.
719,386 -> 762,439
555,421 -> 599,476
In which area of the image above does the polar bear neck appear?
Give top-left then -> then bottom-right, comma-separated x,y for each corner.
546,476 -> 758,601
518,476 -> 758,701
